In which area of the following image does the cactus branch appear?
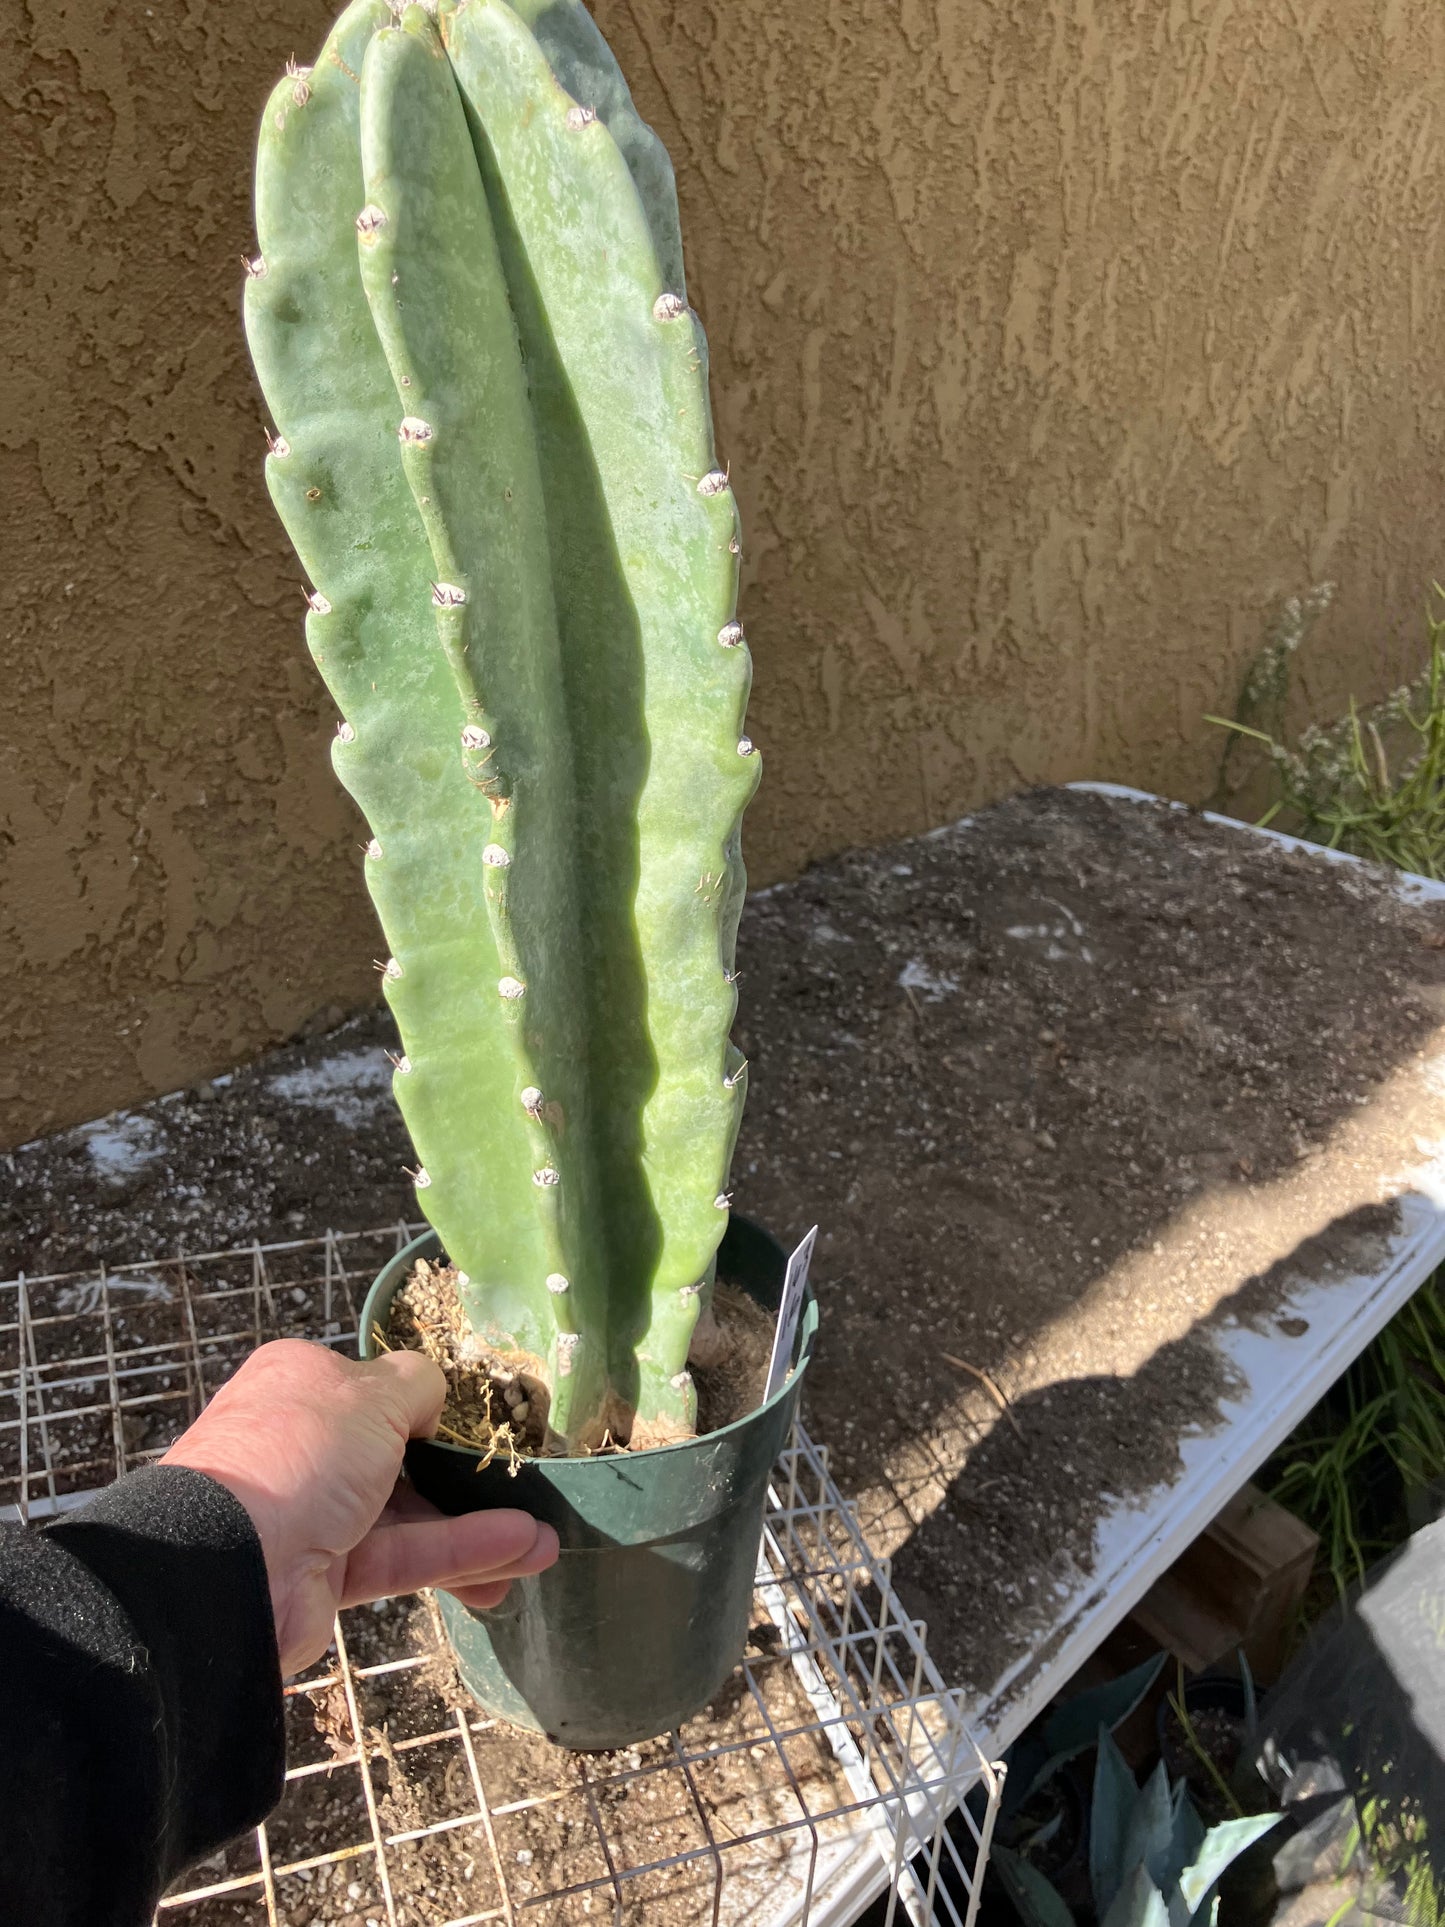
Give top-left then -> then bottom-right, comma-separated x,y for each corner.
245,0 -> 759,1446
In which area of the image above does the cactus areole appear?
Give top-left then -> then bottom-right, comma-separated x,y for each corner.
244,0 -> 761,1454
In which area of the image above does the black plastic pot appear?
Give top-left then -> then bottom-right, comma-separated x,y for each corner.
997,1762 -> 1088,1883
1158,1672 -> 1251,1821
1157,1672 -> 1248,1760
359,1215 -> 817,1750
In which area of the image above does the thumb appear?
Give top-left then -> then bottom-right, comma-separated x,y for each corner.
341,1507 -> 558,1607
349,1349 -> 448,1441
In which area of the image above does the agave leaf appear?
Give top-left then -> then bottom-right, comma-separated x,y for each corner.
1239,1650 -> 1258,1738
992,1846 -> 1077,1927
1005,1656 -> 1168,1818
1179,1814 -> 1284,1924
1091,1726 -> 1143,1917
1100,1863 -> 1171,1927
1157,1780 -> 1207,1899
1119,1761 -> 1176,1892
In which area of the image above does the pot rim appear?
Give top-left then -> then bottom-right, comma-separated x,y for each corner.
359,1224 -> 818,1464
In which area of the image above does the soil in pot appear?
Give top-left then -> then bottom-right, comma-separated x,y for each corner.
999,1766 -> 1088,1881
380,1256 -> 777,1458
1159,1678 -> 1249,1823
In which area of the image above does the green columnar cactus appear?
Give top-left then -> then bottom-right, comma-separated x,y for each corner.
244,0 -> 757,1449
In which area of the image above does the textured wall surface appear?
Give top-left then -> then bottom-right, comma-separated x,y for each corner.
5,0 -> 1445,1142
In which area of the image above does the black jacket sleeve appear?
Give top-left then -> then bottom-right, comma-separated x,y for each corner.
0,1464 -> 286,1927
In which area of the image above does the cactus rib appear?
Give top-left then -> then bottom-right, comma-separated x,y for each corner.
355,9 -> 609,1437
502,0 -> 687,298
441,0 -> 758,1433
245,0 -> 561,1374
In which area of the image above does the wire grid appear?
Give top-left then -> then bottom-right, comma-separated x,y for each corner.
0,1226 -> 1001,1927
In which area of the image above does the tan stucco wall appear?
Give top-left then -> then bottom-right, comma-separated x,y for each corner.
5,0 -> 1445,1144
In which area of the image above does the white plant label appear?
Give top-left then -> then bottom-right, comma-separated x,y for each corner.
764,1225 -> 818,1402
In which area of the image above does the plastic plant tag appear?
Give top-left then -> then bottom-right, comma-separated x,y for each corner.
764,1226 -> 818,1401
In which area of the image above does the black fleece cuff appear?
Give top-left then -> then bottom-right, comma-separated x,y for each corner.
49,1465 -> 285,1868
0,1464 -> 285,1925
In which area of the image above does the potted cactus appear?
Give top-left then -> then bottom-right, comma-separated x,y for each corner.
243,0 -> 816,1746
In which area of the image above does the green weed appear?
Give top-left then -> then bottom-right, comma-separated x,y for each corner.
1212,594 -> 1445,1597
1209,591 -> 1445,878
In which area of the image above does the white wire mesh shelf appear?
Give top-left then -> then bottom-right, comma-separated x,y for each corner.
0,1225 -> 1001,1927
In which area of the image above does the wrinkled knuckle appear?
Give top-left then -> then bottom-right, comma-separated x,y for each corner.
242,1338 -> 306,1378
270,1336 -> 328,1365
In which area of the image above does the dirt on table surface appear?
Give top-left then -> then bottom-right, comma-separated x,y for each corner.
730,786 -> 1445,1694
0,1006 -> 416,1279
9,785 -> 1445,1701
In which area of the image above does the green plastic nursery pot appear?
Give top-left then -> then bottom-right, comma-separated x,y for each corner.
359,1217 -> 817,1750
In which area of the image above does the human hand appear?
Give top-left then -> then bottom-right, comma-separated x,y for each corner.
162,1338 -> 558,1675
